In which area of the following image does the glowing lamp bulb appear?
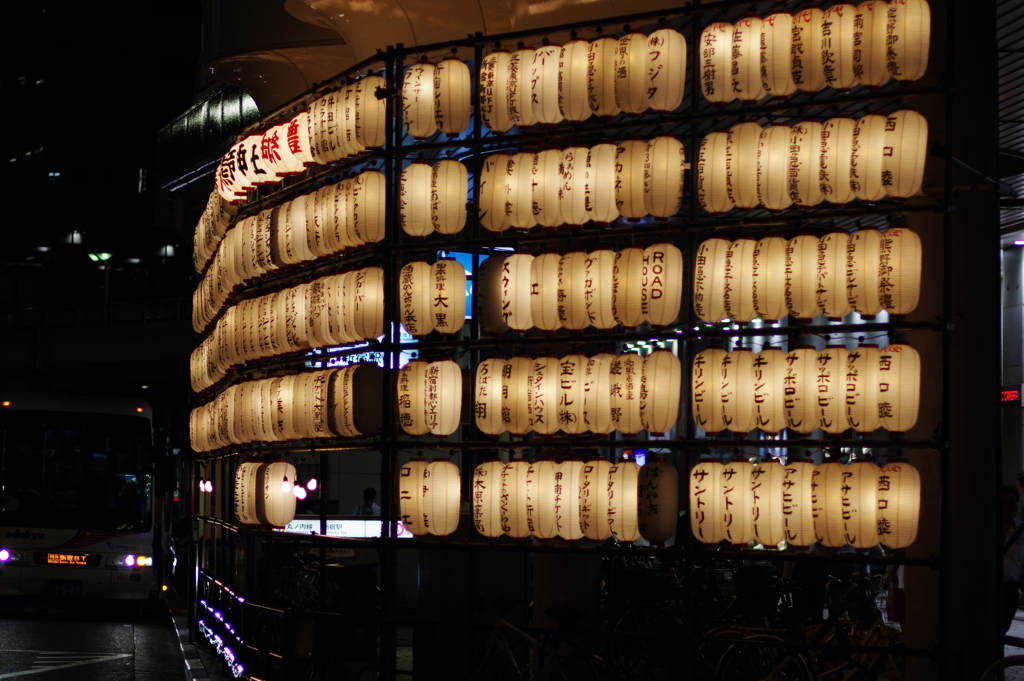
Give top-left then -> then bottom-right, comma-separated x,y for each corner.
306,478 -> 318,491
125,555 -> 136,567
0,549 -> 10,562
281,476 -> 292,494
198,479 -> 205,492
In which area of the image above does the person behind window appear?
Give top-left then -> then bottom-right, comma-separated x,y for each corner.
352,487 -> 380,516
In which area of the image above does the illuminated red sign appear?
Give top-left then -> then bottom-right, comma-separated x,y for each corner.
1003,390 -> 1020,403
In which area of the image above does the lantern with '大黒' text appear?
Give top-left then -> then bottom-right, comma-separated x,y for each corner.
878,226 -> 922,315
691,347 -> 726,434
526,460 -> 559,540
480,51 -> 513,134
608,461 -> 641,542
784,345 -> 818,434
690,459 -> 724,545
817,231 -> 852,320
878,343 -> 920,433
432,259 -> 466,335
886,0 -> 931,84
646,28 -> 686,113
641,350 -> 681,436
638,459 -> 678,544
731,16 -> 765,103
876,461 -> 921,549
700,22 -> 733,105
727,121 -> 763,210
473,459 -> 505,538
613,247 -> 645,328
750,459 -> 786,548
785,233 -> 821,321
697,131 -> 733,214
531,44 -> 563,126
815,345 -> 849,435
820,117 -> 856,205
721,460 -> 755,545
434,57 -> 470,135
579,458 -> 613,541
721,348 -> 755,434
642,243 -> 683,327
761,13 -> 796,98
501,459 -> 532,538
423,459 -> 460,536
693,237 -> 729,324
559,40 -> 591,122
403,62 -> 436,139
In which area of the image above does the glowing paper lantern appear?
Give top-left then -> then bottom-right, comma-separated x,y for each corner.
721,348 -> 756,434
879,226 -> 922,314
479,254 -> 510,335
792,8 -> 827,93
558,354 -> 587,435
555,459 -> 585,540
431,160 -> 468,235
812,460 -> 845,547
761,13 -> 796,98
817,231 -> 853,320
501,253 -> 535,332
402,62 -> 436,139
506,153 -> 538,230
559,40 -> 591,122
700,21 -> 733,105
480,51 -> 513,134
757,123 -> 793,211
579,459 -> 612,541
611,352 -> 644,436
783,459 -> 817,547
423,460 -> 460,536
846,344 -> 882,433
615,32 -> 649,114
615,140 -> 647,220
727,121 -> 763,210
690,459 -> 724,545
400,261 -> 433,338
530,252 -> 562,332
560,147 -> 589,227
784,345 -> 818,434
585,144 -> 619,224
822,4 -> 857,91
785,233 -> 821,321
288,111 -> 317,166
846,460 -> 880,549
472,459 -> 505,538
474,357 -> 506,436
641,350 -> 682,435
642,243 -> 683,326
693,237 -> 729,324
259,461 -> 298,528
583,353 -> 615,435
816,346 -> 850,434
588,36 -> 620,118
820,116 -> 856,205
644,136 -> 685,218
400,163 -> 433,237
752,347 -> 787,434
886,0 -> 931,83
721,460 -> 755,544
531,44 -> 563,125
234,462 -> 262,525
723,238 -> 757,323
884,110 -> 928,199
613,247 -> 645,328
434,57 -> 470,135
351,267 -> 384,340
398,458 -> 428,535
532,150 -> 562,228
691,347 -> 726,434
355,75 -> 386,148
503,356 -> 534,436
584,250 -> 616,330
432,259 -> 466,335
340,80 -> 364,158
526,460 -> 559,539
508,47 -> 538,127
646,28 -> 686,112
501,459 -> 532,538
531,356 -> 560,436
732,17 -> 766,103
397,360 -> 429,436
356,169 -> 386,244
608,461 -> 641,542
876,461 -> 921,549
558,251 -> 589,331
697,131 -> 733,214
878,343 -> 920,433
638,460 -> 678,544
851,114 -> 888,203
750,460 -> 786,547
854,2 -> 890,88
789,121 -> 823,208
480,154 -> 513,232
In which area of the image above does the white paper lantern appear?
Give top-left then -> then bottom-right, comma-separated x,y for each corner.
611,352 -> 644,436
721,460 -> 755,545
473,459 -> 505,538
287,111 -> 317,166
816,345 -> 850,435
851,113 -> 888,203
761,13 -> 797,98
425,360 -> 462,437
400,162 -> 433,237
531,44 -> 563,125
638,460 -> 678,544
479,255 -> 510,335
584,250 -> 616,330
878,343 -> 920,433
785,233 -> 821,321
397,360 -> 429,436
641,350 -> 682,436
558,251 -> 589,331
614,140 -> 647,220
474,357 -> 506,436
340,80 -> 364,158
480,51 -> 513,134
352,267 -> 384,340
700,21 -> 733,105
818,231 -> 853,320
508,47 -> 538,127
431,160 -> 468,235
854,2 -> 890,88
691,347 -> 726,434
480,153 -> 513,233
532,149 -> 563,228
234,461 -> 262,525
783,458 -> 817,548
789,121 -> 823,207
644,136 -> 685,218
732,16 -> 766,103
613,247 -> 645,328
558,354 -> 587,435
757,346 -> 786,436
559,40 -> 591,122
876,461 -> 921,549
822,4 -> 858,91
399,458 -> 429,535
402,62 -> 436,139
580,459 -> 613,541
690,459 -> 724,545
697,131 -> 734,214
791,8 -> 827,93
503,356 -> 534,436
846,460 -> 880,549
432,259 -> 466,334
758,123 -> 794,211
693,237 -> 729,324
646,27 -> 687,112
727,121 -> 763,210
879,226 -> 922,315
423,460 -> 460,537
886,0 -> 931,83
259,461 -> 298,528
608,461 -> 641,542
501,253 -> 535,332
724,238 -> 758,323
616,32 -> 649,114
434,57 -> 470,135
559,147 -> 589,227
355,74 -> 386,148
588,36 -> 620,118
583,353 -> 615,435
750,460 -> 786,547
555,459 -> 585,540
584,143 -> 619,224
884,110 -> 928,199
357,170 -> 386,244
524,460 -> 559,540
721,348 -> 756,434
501,459 -> 532,538
506,153 -> 537,230
846,344 -> 882,433
531,356 -> 560,436
820,116 -> 856,205
643,243 -> 683,327
783,345 -> 818,434
530,252 -> 562,332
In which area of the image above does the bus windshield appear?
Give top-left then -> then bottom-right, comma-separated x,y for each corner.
0,410 -> 152,531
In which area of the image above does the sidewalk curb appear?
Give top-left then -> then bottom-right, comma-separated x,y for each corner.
168,600 -> 214,681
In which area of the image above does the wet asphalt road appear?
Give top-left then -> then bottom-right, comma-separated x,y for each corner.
0,597 -> 183,681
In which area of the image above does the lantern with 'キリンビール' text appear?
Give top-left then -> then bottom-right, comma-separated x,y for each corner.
691,348 -> 726,434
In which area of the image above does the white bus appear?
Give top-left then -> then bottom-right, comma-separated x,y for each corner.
0,392 -> 158,600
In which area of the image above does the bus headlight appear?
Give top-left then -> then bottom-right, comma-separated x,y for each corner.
0,549 -> 23,562
111,554 -> 151,568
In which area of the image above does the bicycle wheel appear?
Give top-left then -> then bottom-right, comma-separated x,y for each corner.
606,605 -> 680,681
715,636 -> 811,681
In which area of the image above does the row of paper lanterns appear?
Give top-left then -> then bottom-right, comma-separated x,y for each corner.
399,260 -> 467,337
234,461 -> 297,528
693,227 -> 921,324
194,191 -> 237,271
697,111 -> 928,214
193,170 -> 385,332
396,360 -> 464,437
477,245 -> 682,335
189,366 -> 379,452
190,268 -> 385,391
473,350 -> 681,438
690,458 -> 920,550
400,457 -> 679,544
691,344 -> 920,436
700,1 -> 930,106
